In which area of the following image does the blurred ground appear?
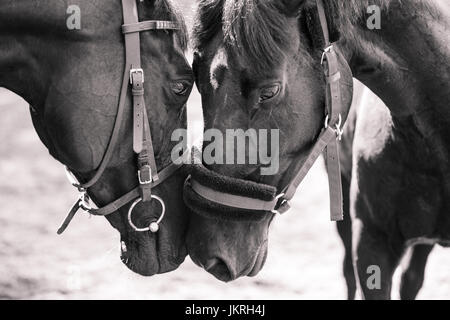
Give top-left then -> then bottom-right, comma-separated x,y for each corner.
0,0 -> 448,300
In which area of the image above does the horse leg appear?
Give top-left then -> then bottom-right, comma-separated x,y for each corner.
399,244 -> 434,300
336,174 -> 356,300
352,218 -> 403,300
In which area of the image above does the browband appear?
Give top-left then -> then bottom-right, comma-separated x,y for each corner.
122,20 -> 180,34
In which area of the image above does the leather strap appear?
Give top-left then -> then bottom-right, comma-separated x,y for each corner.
191,179 -> 280,212
57,199 -> 82,235
57,150 -> 188,235
124,0 -> 160,200
122,20 -> 180,34
316,0 -> 331,47
317,0 -> 344,221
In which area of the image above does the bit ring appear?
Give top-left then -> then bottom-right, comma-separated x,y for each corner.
127,195 -> 165,233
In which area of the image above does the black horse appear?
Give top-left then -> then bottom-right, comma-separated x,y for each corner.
185,0 -> 449,299
0,0 -> 194,276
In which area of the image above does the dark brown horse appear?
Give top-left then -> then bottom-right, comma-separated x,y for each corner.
338,82 -> 435,299
185,0 -> 449,299
0,0 -> 194,276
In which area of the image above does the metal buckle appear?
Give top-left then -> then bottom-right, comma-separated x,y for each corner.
79,191 -> 93,211
325,114 -> 343,141
138,165 -> 152,185
130,68 -> 144,85
128,195 -> 166,233
321,45 -> 334,65
271,193 -> 290,215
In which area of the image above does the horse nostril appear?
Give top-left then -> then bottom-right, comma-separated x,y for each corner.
204,258 -> 235,282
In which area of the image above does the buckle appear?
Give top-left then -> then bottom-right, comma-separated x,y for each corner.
325,114 -> 343,141
271,193 -> 291,215
138,165 -> 152,185
321,45 -> 334,65
79,192 -> 92,211
130,68 -> 144,84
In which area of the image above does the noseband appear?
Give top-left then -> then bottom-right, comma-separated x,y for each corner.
187,0 -> 349,221
57,0 -> 186,234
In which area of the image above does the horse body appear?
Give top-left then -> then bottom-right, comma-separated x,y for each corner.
0,0 -> 194,276
333,0 -> 450,299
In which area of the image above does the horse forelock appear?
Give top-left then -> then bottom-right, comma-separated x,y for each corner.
151,0 -> 189,50
193,0 -> 297,74
192,0 -> 225,51
223,0 -> 294,72
192,0 -> 441,53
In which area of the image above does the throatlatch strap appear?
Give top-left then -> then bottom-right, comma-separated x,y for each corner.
132,72 -> 145,154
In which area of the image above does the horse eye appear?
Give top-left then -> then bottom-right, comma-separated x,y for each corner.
259,84 -> 281,103
171,82 -> 189,95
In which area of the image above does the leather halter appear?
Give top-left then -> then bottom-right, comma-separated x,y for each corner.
57,0 -> 186,234
188,0 -> 347,221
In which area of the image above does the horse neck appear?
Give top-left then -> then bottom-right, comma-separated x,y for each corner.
334,0 -> 450,184
0,1 -> 122,111
0,2 -> 65,108
336,0 -> 450,119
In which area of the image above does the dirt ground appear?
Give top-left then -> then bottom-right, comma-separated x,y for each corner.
0,1 -> 448,299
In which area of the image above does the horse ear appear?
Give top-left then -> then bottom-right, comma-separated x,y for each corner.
277,0 -> 309,16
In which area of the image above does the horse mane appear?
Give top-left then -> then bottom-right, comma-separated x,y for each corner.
192,0 -> 441,70
154,0 -> 189,50
193,0 -> 294,72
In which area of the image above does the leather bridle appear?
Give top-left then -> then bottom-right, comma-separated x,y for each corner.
57,0 -> 187,234
188,0 -> 349,221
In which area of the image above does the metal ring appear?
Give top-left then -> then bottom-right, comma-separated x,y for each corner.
320,45 -> 334,65
271,193 -> 286,214
127,195 -> 166,233
324,114 -> 342,129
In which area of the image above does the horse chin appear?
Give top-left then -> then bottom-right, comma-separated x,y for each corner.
119,230 -> 187,276
247,241 -> 268,277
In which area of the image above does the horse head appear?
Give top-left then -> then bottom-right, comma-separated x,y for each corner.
185,0 -> 353,281
0,0 -> 194,276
